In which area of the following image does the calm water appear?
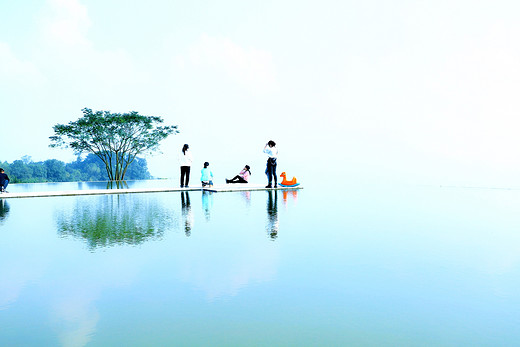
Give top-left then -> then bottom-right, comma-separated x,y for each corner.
5,180 -> 177,193
1,181 -> 520,346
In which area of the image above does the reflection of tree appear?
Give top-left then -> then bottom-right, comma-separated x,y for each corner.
181,191 -> 193,237
201,191 -> 214,221
0,199 -> 10,224
106,180 -> 129,189
56,194 -> 176,250
266,190 -> 279,240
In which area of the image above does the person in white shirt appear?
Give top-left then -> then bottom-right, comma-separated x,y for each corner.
179,144 -> 193,188
263,140 -> 278,188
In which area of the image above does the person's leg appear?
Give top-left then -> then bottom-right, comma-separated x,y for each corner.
180,166 -> 186,187
266,161 -> 273,187
229,175 -> 240,183
185,166 -> 191,187
273,164 -> 277,187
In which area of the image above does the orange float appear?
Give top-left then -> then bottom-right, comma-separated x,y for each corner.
279,172 -> 299,187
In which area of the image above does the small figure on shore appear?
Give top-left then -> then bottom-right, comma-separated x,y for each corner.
179,144 -> 193,188
200,162 -> 214,187
0,168 -> 9,193
263,140 -> 278,188
226,165 -> 251,184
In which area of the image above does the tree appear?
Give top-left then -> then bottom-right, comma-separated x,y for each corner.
50,108 -> 178,181
44,159 -> 68,182
10,160 -> 33,182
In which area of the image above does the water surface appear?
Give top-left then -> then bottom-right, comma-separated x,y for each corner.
1,182 -> 520,346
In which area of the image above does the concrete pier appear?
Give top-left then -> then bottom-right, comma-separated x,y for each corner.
0,184 -> 303,199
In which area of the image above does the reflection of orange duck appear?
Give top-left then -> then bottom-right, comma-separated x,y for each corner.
280,172 -> 298,186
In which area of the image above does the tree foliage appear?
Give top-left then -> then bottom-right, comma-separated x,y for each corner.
50,108 -> 178,181
0,154 -> 152,183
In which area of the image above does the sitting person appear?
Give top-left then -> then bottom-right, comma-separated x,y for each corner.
226,165 -> 251,184
0,168 -> 9,193
200,162 -> 214,187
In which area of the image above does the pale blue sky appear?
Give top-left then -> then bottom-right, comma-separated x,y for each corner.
1,0 -> 519,186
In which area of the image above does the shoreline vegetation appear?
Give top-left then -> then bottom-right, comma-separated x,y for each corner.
0,154 -> 152,184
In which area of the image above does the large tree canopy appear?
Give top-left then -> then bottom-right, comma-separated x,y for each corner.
50,108 -> 178,181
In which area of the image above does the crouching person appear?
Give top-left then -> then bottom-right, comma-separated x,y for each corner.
200,162 -> 214,187
0,168 -> 9,193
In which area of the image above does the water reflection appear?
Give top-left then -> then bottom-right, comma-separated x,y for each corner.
181,191 -> 193,236
241,191 -> 251,207
0,199 -> 9,224
106,180 -> 129,189
201,191 -> 214,221
266,190 -> 279,240
282,189 -> 298,207
56,194 -> 176,250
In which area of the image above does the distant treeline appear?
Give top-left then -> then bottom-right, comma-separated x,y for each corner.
0,154 -> 152,183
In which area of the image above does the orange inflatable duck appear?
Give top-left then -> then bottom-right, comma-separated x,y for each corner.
280,172 -> 299,187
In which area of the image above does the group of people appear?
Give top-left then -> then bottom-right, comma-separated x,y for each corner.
0,141 -> 278,193
178,140 -> 278,188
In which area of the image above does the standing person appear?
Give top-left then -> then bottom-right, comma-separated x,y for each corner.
226,165 -> 251,184
200,162 -> 214,187
263,140 -> 278,188
179,144 -> 193,188
0,168 -> 9,193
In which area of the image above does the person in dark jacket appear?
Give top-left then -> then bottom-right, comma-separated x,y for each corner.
0,168 -> 9,193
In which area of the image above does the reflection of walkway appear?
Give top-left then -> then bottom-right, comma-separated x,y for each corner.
266,190 -> 279,240
181,191 -> 193,236
201,191 -> 214,221
0,199 -> 10,224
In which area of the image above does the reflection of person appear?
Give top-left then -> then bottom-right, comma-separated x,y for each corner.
201,190 -> 214,221
179,144 -> 193,188
200,162 -> 214,187
263,141 -> 278,188
226,165 -> 251,184
0,168 -> 10,193
181,191 -> 193,236
241,191 -> 251,207
0,199 -> 10,223
266,190 -> 279,240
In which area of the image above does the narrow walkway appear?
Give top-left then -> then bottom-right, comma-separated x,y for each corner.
0,185 -> 303,199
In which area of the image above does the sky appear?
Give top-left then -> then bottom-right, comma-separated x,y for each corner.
1,0 -> 520,187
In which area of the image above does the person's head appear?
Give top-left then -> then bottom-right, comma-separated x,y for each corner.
267,140 -> 276,147
204,162 -> 209,168
245,165 -> 251,174
182,144 -> 189,154
0,168 -> 3,173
